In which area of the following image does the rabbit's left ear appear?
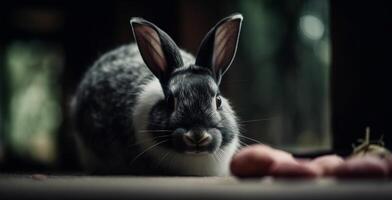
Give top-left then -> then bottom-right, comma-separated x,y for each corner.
195,14 -> 243,84
131,17 -> 183,85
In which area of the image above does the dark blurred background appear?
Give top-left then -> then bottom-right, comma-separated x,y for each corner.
0,0 -> 390,173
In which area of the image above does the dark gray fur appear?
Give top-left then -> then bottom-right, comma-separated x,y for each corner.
73,44 -> 195,174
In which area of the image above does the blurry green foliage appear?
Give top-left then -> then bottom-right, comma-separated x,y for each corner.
5,41 -> 63,163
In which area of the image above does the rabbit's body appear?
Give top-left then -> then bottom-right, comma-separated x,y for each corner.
73,44 -> 193,174
73,14 -> 243,176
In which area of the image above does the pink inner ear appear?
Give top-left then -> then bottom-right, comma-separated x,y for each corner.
212,20 -> 239,73
134,25 -> 167,72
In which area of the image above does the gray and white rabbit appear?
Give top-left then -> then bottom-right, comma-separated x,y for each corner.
72,14 -> 243,176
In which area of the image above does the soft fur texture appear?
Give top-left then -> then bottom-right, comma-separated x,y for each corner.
133,77 -> 239,176
72,14 -> 243,176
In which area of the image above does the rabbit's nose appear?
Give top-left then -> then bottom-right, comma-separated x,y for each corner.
183,131 -> 212,147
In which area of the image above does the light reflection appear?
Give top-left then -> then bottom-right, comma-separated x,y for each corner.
300,15 -> 324,40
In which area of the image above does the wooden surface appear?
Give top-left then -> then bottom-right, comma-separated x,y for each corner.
1,175 -> 392,200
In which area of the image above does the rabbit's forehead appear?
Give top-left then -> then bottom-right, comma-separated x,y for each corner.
169,73 -> 218,97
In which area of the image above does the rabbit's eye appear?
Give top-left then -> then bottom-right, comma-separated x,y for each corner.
216,96 -> 222,110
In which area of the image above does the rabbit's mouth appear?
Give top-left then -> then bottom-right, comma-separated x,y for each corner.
169,128 -> 222,154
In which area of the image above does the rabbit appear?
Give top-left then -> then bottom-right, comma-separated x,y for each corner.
71,13 -> 243,176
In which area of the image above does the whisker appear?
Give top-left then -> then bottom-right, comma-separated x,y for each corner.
154,135 -> 171,138
237,134 -> 262,144
129,139 -> 169,166
239,117 -> 277,124
128,135 -> 171,148
157,151 -> 170,167
166,152 -> 176,174
239,140 -> 250,148
138,135 -> 171,142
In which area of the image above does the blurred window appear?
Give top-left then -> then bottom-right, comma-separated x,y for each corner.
230,0 -> 331,153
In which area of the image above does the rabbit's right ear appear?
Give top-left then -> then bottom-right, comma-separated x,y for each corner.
195,14 -> 243,85
131,18 -> 183,84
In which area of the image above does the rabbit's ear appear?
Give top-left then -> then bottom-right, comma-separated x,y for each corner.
131,18 -> 183,83
195,14 -> 243,84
